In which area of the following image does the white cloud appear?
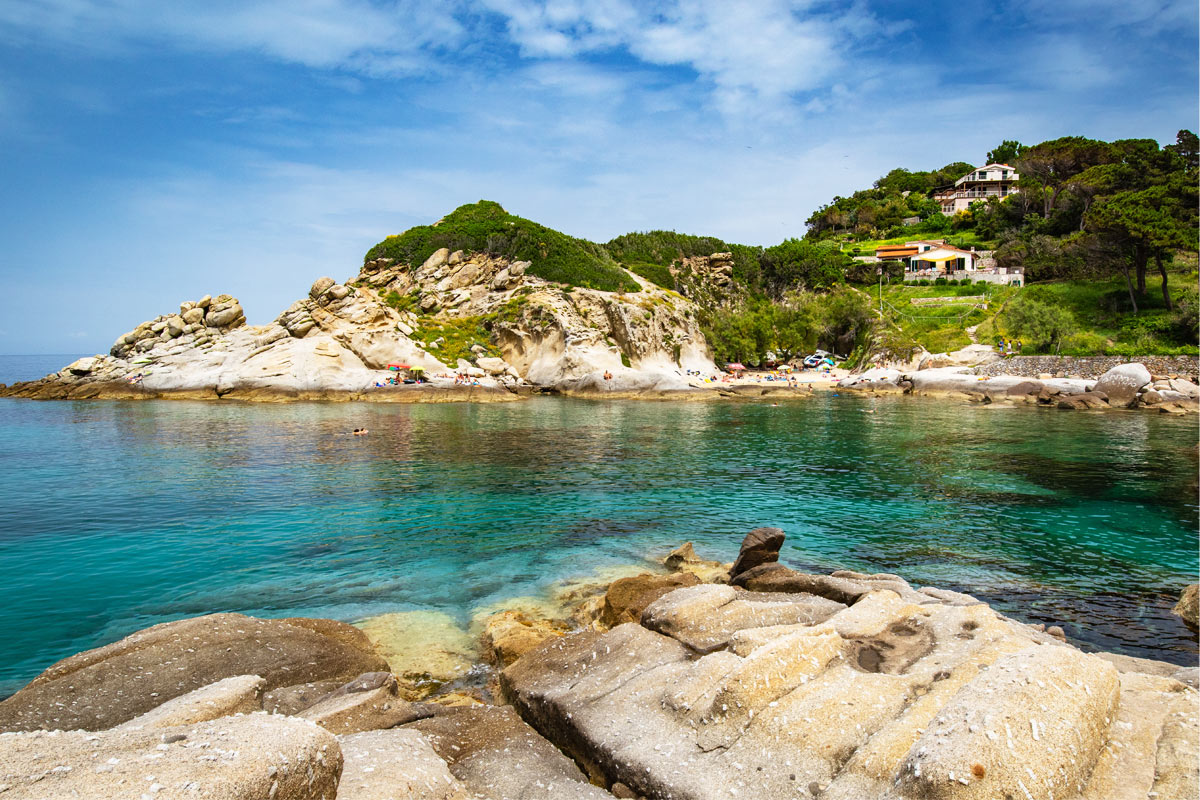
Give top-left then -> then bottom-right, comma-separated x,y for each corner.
482,0 -> 883,114
0,0 -> 466,73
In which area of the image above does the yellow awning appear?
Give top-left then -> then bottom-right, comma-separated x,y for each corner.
916,253 -> 962,262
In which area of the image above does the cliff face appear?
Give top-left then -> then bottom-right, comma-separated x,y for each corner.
357,247 -> 716,392
2,246 -> 720,401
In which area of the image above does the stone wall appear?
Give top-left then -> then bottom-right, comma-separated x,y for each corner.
975,354 -> 1199,381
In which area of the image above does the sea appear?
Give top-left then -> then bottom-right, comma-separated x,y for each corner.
0,354 -> 1197,696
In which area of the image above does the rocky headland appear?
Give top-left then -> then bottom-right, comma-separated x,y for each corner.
0,245 -> 742,402
2,531 -> 1196,799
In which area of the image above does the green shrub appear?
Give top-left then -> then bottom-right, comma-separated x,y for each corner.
411,316 -> 500,365
383,290 -> 420,313
1003,296 -> 1077,354
365,201 -> 640,293
934,277 -> 947,285
620,352 -> 632,368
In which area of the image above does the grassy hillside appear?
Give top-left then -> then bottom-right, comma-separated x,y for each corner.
365,201 -> 640,293
872,275 -> 1197,358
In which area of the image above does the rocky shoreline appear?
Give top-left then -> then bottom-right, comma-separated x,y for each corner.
5,245 -> 1195,413
2,532 -> 1196,799
842,360 -> 1200,413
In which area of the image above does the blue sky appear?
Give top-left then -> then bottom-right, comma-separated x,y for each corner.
0,0 -> 1195,354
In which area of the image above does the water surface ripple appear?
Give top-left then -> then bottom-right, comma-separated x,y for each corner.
0,393 -> 1196,693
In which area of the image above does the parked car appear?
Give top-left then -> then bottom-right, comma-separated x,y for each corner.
802,351 -> 832,369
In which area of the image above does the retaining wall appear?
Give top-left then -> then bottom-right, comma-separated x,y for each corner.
973,355 -> 1199,381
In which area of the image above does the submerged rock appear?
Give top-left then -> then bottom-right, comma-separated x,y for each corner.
1174,583 -> 1199,632
0,613 -> 388,732
663,541 -> 730,583
355,611 -> 475,698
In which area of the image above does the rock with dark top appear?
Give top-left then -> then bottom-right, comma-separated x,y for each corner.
0,612 -> 389,732
1174,584 -> 1199,632
728,526 -> 785,579
599,572 -> 699,628
1057,391 -> 1110,410
1005,380 -> 1043,398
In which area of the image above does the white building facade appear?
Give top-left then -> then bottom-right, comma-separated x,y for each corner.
933,163 -> 1020,214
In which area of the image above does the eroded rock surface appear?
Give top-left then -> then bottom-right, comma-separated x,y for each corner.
502,574 -> 1198,800
0,714 -> 342,800
0,613 -> 389,732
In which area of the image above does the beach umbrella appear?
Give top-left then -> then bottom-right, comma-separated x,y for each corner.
726,363 -> 746,372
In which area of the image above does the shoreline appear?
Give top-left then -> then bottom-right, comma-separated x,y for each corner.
1,534 -> 1195,799
3,362 -> 1198,414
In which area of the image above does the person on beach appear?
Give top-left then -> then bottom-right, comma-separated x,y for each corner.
352,428 -> 368,435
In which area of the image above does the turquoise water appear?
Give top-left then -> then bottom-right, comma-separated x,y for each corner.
0,372 -> 1197,694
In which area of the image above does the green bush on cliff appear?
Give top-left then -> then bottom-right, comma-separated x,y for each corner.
605,231 -> 763,287
412,316 -> 501,365
365,201 -> 639,293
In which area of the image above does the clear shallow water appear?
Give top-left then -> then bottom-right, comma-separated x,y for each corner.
0,391 -> 1196,695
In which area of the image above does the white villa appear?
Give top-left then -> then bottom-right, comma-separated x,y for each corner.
874,240 -> 980,272
933,163 -> 1019,214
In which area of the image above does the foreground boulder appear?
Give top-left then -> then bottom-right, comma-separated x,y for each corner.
502,573 -> 1198,799
337,728 -> 468,799
0,613 -> 389,731
0,713 -> 341,800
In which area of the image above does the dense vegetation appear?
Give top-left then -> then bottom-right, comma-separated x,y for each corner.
367,133 -> 1197,366
365,201 -> 640,293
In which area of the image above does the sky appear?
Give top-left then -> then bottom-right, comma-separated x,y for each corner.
0,0 -> 1196,354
